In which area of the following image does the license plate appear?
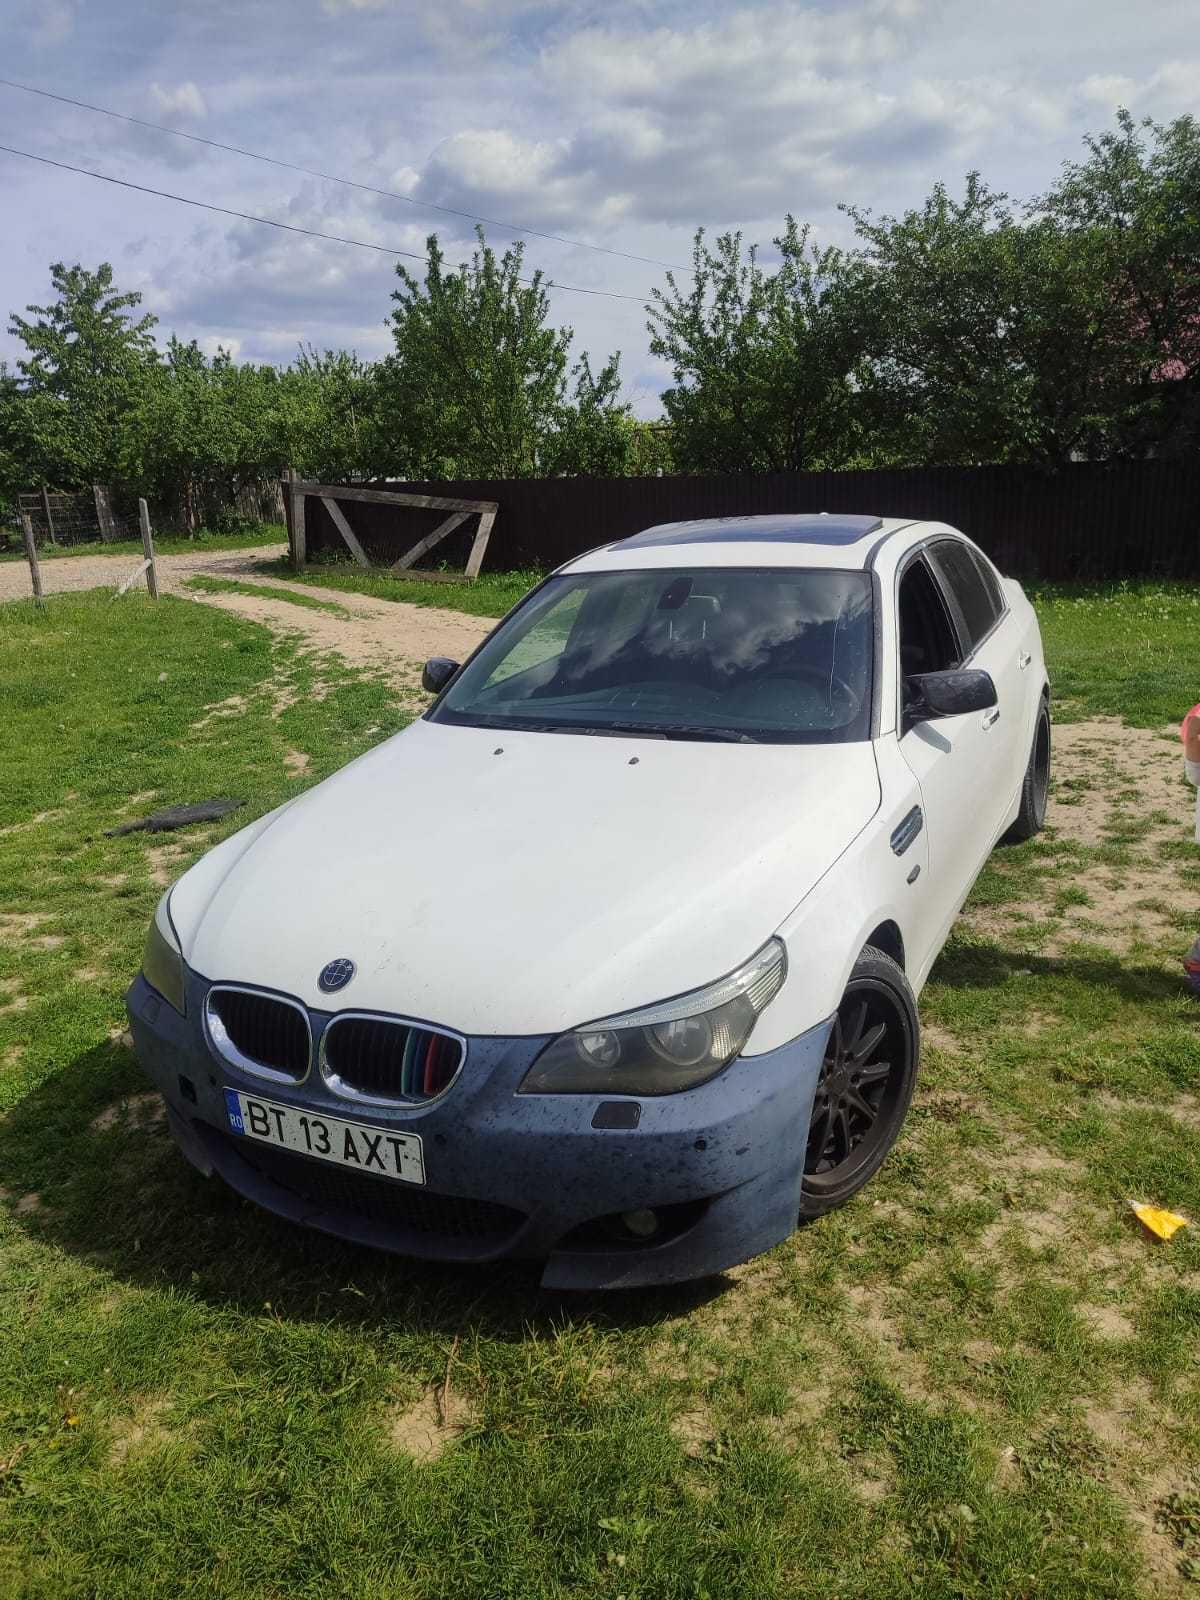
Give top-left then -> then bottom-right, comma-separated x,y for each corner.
224,1089 -> 425,1186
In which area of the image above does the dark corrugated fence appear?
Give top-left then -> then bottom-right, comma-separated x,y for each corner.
300,461 -> 1200,581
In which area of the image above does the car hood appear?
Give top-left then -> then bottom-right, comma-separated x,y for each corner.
174,719 -> 880,1036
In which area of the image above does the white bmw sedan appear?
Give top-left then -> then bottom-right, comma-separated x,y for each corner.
128,513 -> 1050,1288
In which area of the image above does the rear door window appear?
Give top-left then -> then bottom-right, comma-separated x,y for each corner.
928,539 -> 1002,654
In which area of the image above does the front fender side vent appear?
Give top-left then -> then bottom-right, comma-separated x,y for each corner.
890,806 -> 924,857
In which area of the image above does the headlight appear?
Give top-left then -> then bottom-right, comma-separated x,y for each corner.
519,939 -> 786,1096
142,891 -> 186,1015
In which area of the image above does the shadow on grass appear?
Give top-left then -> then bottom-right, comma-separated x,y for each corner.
0,1041 -> 730,1339
932,937 -> 1190,1006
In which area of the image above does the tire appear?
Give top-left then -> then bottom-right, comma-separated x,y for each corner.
1004,698 -> 1051,843
800,946 -> 920,1218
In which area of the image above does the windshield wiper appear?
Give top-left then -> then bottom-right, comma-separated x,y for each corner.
657,725 -> 759,743
554,721 -> 758,744
543,722 -> 668,740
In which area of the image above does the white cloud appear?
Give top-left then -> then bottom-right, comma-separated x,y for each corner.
1080,60 -> 1200,119
543,2 -> 915,101
149,81 -> 208,120
31,0 -> 75,45
1,0 -> 1198,410
200,333 -> 241,359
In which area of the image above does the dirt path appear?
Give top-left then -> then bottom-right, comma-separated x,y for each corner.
959,717 -> 1197,959
0,544 -> 496,699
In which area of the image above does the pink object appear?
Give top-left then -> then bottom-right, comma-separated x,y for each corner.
1183,703 -> 1200,743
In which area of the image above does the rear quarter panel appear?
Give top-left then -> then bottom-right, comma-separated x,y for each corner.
1001,576 -> 1050,751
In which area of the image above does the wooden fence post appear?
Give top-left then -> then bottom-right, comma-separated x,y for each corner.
286,468 -> 307,571
20,511 -> 44,606
40,486 -> 57,545
93,483 -> 117,542
138,498 -> 159,599
464,508 -> 496,580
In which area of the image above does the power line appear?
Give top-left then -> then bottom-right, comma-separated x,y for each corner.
0,76 -> 691,274
0,142 -> 653,305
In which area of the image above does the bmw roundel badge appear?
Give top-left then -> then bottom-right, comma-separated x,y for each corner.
318,957 -> 356,994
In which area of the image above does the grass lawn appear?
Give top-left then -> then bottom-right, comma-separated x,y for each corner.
183,572 -> 352,616
1031,582 -> 1200,727
258,553 -> 543,619
0,584 -> 1198,1598
0,525 -> 287,564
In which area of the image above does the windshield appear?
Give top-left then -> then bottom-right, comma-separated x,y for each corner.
431,567 -> 875,744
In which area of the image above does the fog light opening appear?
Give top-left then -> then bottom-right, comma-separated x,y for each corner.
620,1208 -> 660,1240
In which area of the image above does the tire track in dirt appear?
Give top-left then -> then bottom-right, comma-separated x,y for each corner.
0,544 -> 497,704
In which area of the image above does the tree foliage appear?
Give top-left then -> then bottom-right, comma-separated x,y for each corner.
652,112 -> 1200,471
376,229 -> 630,478
6,262 -> 158,489
1,109 -> 1197,525
648,220 -> 872,473
1038,110 -> 1200,457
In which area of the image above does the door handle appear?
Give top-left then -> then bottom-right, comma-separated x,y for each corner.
1018,651 -> 1032,670
982,707 -> 1001,729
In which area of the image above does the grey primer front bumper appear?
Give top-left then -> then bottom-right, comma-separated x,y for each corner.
126,971 -> 829,1289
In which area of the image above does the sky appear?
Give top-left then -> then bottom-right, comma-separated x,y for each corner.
1,0 -> 1197,416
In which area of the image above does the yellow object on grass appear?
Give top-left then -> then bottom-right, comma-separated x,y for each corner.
1130,1202 -> 1189,1241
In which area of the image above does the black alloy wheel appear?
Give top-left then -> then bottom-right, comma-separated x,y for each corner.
800,946 -> 919,1217
1030,707 -> 1051,826
1005,700 -> 1051,843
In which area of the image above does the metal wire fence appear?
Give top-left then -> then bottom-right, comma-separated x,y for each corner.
16,487 -> 139,547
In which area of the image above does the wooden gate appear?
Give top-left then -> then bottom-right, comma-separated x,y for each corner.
284,473 -> 497,580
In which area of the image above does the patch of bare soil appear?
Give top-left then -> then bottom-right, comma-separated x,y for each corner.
1095,1090 -> 1200,1134
671,1406 -> 716,1458
108,1395 -> 175,1466
0,807 -> 68,839
90,1091 -> 165,1135
920,1021 -> 962,1056
191,693 -> 248,730
0,544 -> 286,603
118,790 -> 160,814
146,841 -> 189,888
1078,1303 -> 1136,1341
0,912 -> 52,938
283,748 -> 311,777
385,1388 -> 476,1463
844,1284 -> 935,1401
961,719 -> 1196,959
188,582 -> 493,706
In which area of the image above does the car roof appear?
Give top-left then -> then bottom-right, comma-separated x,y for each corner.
561,514 -> 927,574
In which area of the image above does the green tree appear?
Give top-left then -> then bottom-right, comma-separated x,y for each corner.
647,219 -> 873,473
845,112 -> 1200,464
6,262 -> 159,487
375,229 -> 628,477
1038,110 -> 1200,457
273,347 -> 378,480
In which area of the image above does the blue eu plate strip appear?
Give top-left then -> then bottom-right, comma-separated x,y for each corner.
224,1088 -> 245,1134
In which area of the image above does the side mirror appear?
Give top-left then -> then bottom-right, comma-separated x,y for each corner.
422,657 -> 460,694
905,668 -> 997,723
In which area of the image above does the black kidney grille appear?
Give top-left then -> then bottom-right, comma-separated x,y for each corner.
208,988 -> 309,1080
229,1135 -> 524,1242
322,1016 -> 463,1102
